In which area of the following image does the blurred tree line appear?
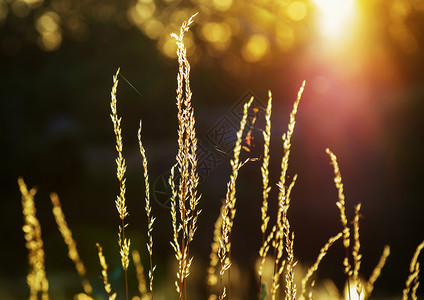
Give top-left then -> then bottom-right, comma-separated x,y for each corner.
1,0 -> 424,298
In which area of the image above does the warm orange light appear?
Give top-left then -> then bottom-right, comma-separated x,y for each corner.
212,0 -> 233,11
241,34 -> 270,63
287,1 -> 308,22
313,0 -> 356,40
275,21 -> 295,51
344,278 -> 366,300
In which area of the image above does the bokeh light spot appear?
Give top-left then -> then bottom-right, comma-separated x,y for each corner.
201,22 -> 231,43
36,11 -> 60,33
212,0 -> 232,11
163,0 -> 181,4
35,11 -> 62,51
142,18 -> 164,39
37,31 -> 62,51
241,34 -> 270,63
159,35 -> 177,58
127,1 -> 156,26
287,1 -> 307,21
22,0 -> 43,7
200,21 -> 231,52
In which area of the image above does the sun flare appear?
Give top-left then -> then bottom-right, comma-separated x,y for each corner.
313,0 -> 357,39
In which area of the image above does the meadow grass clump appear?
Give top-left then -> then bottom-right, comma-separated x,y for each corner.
110,66 -> 131,300
215,96 -> 254,300
325,149 -> 395,300
138,121 -> 156,298
50,192 -> 92,296
300,232 -> 343,299
95,242 -> 116,300
18,178 -> 49,300
168,12 -> 202,300
17,13 -> 424,300
132,249 -> 149,300
403,240 -> 424,300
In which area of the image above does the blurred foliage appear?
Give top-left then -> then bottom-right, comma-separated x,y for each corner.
1,0 -> 423,75
1,0 -> 424,299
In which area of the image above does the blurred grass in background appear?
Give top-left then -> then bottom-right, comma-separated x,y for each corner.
1,0 -> 424,299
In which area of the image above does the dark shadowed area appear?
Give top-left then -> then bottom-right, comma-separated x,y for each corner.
1,0 -> 424,299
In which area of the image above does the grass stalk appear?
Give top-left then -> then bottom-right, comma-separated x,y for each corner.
258,225 -> 276,299
258,91 -> 273,298
366,245 -> 390,296
326,148 -> 353,300
281,176 -> 297,300
138,121 -> 156,299
110,67 -> 130,300
18,178 -> 50,300
207,200 -> 225,298
96,243 -> 117,300
352,203 -> 363,297
402,240 -> 424,300
300,232 -> 343,299
17,21 -> 422,299
218,194 -> 231,300
50,192 -> 92,295
132,250 -> 148,299
270,81 -> 305,299
225,96 -> 254,299
169,12 -> 201,300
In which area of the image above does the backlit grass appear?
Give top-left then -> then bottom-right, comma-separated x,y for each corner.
18,14 -> 423,300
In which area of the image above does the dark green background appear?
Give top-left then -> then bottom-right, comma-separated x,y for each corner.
1,0 -> 424,299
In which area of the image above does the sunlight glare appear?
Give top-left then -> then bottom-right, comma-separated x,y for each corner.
313,0 -> 356,39
344,278 -> 366,300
